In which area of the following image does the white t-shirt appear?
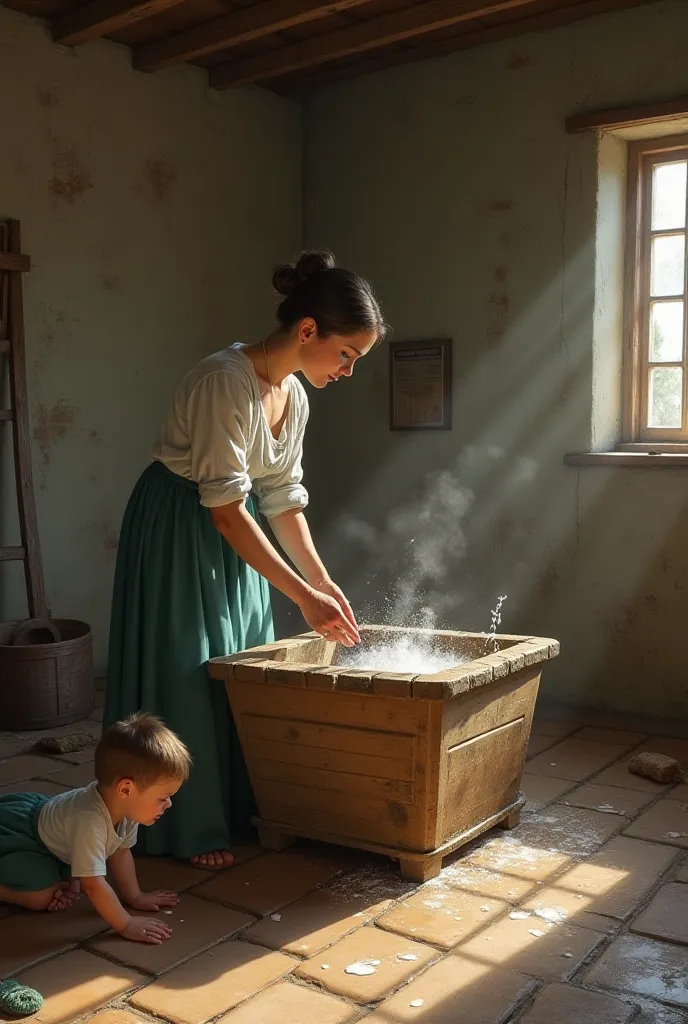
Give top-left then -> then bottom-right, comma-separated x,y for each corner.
37,782 -> 138,878
151,344 -> 310,517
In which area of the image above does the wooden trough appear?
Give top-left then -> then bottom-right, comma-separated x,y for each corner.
208,625 -> 559,881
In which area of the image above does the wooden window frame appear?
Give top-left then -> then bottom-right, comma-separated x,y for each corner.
623,133 -> 688,444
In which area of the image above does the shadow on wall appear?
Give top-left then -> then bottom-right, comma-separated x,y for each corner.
296,234 -> 688,719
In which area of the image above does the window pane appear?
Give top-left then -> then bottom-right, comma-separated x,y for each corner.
650,300 -> 684,361
648,366 -> 683,428
652,161 -> 688,230
651,234 -> 685,296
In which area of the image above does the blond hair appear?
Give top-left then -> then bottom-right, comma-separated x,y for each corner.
95,712 -> 191,788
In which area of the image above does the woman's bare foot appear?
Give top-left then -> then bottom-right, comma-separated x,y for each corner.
190,850 -> 235,869
0,881 -> 79,912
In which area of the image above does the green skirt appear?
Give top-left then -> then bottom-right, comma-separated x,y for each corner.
0,792 -> 71,891
104,461 -> 273,858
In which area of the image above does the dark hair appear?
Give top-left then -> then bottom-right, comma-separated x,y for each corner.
95,712 -> 192,788
272,250 -> 386,342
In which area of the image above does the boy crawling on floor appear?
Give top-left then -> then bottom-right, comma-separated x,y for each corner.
0,712 -> 191,945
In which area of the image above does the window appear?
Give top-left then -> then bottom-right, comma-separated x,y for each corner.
624,135 -> 688,445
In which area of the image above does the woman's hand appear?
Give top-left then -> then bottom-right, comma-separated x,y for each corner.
297,584 -> 360,647
310,577 -> 359,638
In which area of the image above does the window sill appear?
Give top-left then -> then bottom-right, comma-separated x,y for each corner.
564,451 -> 688,467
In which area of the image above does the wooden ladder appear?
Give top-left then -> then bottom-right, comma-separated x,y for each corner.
0,218 -> 48,619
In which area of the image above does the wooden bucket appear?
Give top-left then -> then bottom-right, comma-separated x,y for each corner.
0,618 -> 95,730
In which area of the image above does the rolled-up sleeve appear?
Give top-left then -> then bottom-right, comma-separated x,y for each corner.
253,399 -> 309,519
187,372 -> 254,508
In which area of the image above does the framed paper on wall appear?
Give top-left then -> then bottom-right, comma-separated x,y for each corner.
389,339 -> 452,431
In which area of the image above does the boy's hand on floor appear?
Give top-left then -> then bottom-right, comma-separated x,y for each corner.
129,890 -> 179,911
121,915 -> 172,944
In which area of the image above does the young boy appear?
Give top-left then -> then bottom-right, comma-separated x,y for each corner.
0,712 -> 191,945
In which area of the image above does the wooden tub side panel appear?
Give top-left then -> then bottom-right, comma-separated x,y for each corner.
225,681 -> 434,851
436,670 -> 541,845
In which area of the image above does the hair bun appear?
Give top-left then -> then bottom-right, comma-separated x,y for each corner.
272,251 -> 336,296
272,264 -> 300,296
295,250 -> 336,280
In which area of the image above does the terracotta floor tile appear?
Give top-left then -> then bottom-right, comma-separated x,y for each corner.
463,833 -> 572,881
560,783 -> 655,817
88,894 -> 254,974
633,1001 -> 688,1024
594,759 -> 675,794
521,885 -> 618,933
551,836 -> 677,920
631,883 -> 688,946
576,727 -> 648,747
624,800 -> 688,849
0,897 -> 109,978
0,754 -> 66,785
132,856 -> 212,893
295,925 -> 438,1002
49,761 -> 95,788
191,849 -> 350,916
672,784 -> 688,801
521,774 -> 575,814
12,950 -> 144,1024
458,914 -> 604,981
231,842 -> 268,866
0,903 -> 16,920
0,779 -> 69,796
526,739 -> 627,781
584,935 -> 688,1007
428,860 -> 537,901
375,886 -> 509,949
54,747 -> 97,764
677,865 -> 688,883
329,861 -> 418,904
130,940 -> 296,1024
363,953 -> 535,1023
519,982 -> 636,1023
642,737 -> 688,766
530,718 -> 582,739
527,734 -> 558,758
515,805 -> 623,856
216,980 -> 358,1023
86,1011 -> 146,1024
244,886 -> 391,956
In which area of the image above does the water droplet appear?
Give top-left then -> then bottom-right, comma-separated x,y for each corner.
509,911 -> 531,920
397,953 -> 419,961
409,999 -> 424,1008
270,913 -> 281,921
528,929 -> 545,937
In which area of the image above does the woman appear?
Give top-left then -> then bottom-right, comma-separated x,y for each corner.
104,251 -> 385,868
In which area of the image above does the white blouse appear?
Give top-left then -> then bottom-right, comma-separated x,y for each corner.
152,344 -> 309,518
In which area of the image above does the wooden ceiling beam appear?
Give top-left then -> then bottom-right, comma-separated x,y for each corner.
273,0 -> 659,95
209,0 -> 540,88
134,0 -> 376,71
53,0 -> 188,46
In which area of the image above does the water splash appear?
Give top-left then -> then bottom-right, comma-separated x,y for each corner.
487,595 -> 507,652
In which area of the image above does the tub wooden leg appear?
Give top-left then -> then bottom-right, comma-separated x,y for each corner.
499,810 -> 521,830
256,824 -> 295,852
399,854 -> 443,882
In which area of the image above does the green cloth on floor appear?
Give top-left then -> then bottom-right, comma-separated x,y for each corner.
0,980 -> 44,1017
0,792 -> 71,892
104,461 -> 273,859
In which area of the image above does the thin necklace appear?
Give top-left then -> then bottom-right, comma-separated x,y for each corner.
262,338 -> 274,389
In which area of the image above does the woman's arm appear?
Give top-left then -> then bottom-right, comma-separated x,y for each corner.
268,509 -> 358,634
211,500 -> 359,645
